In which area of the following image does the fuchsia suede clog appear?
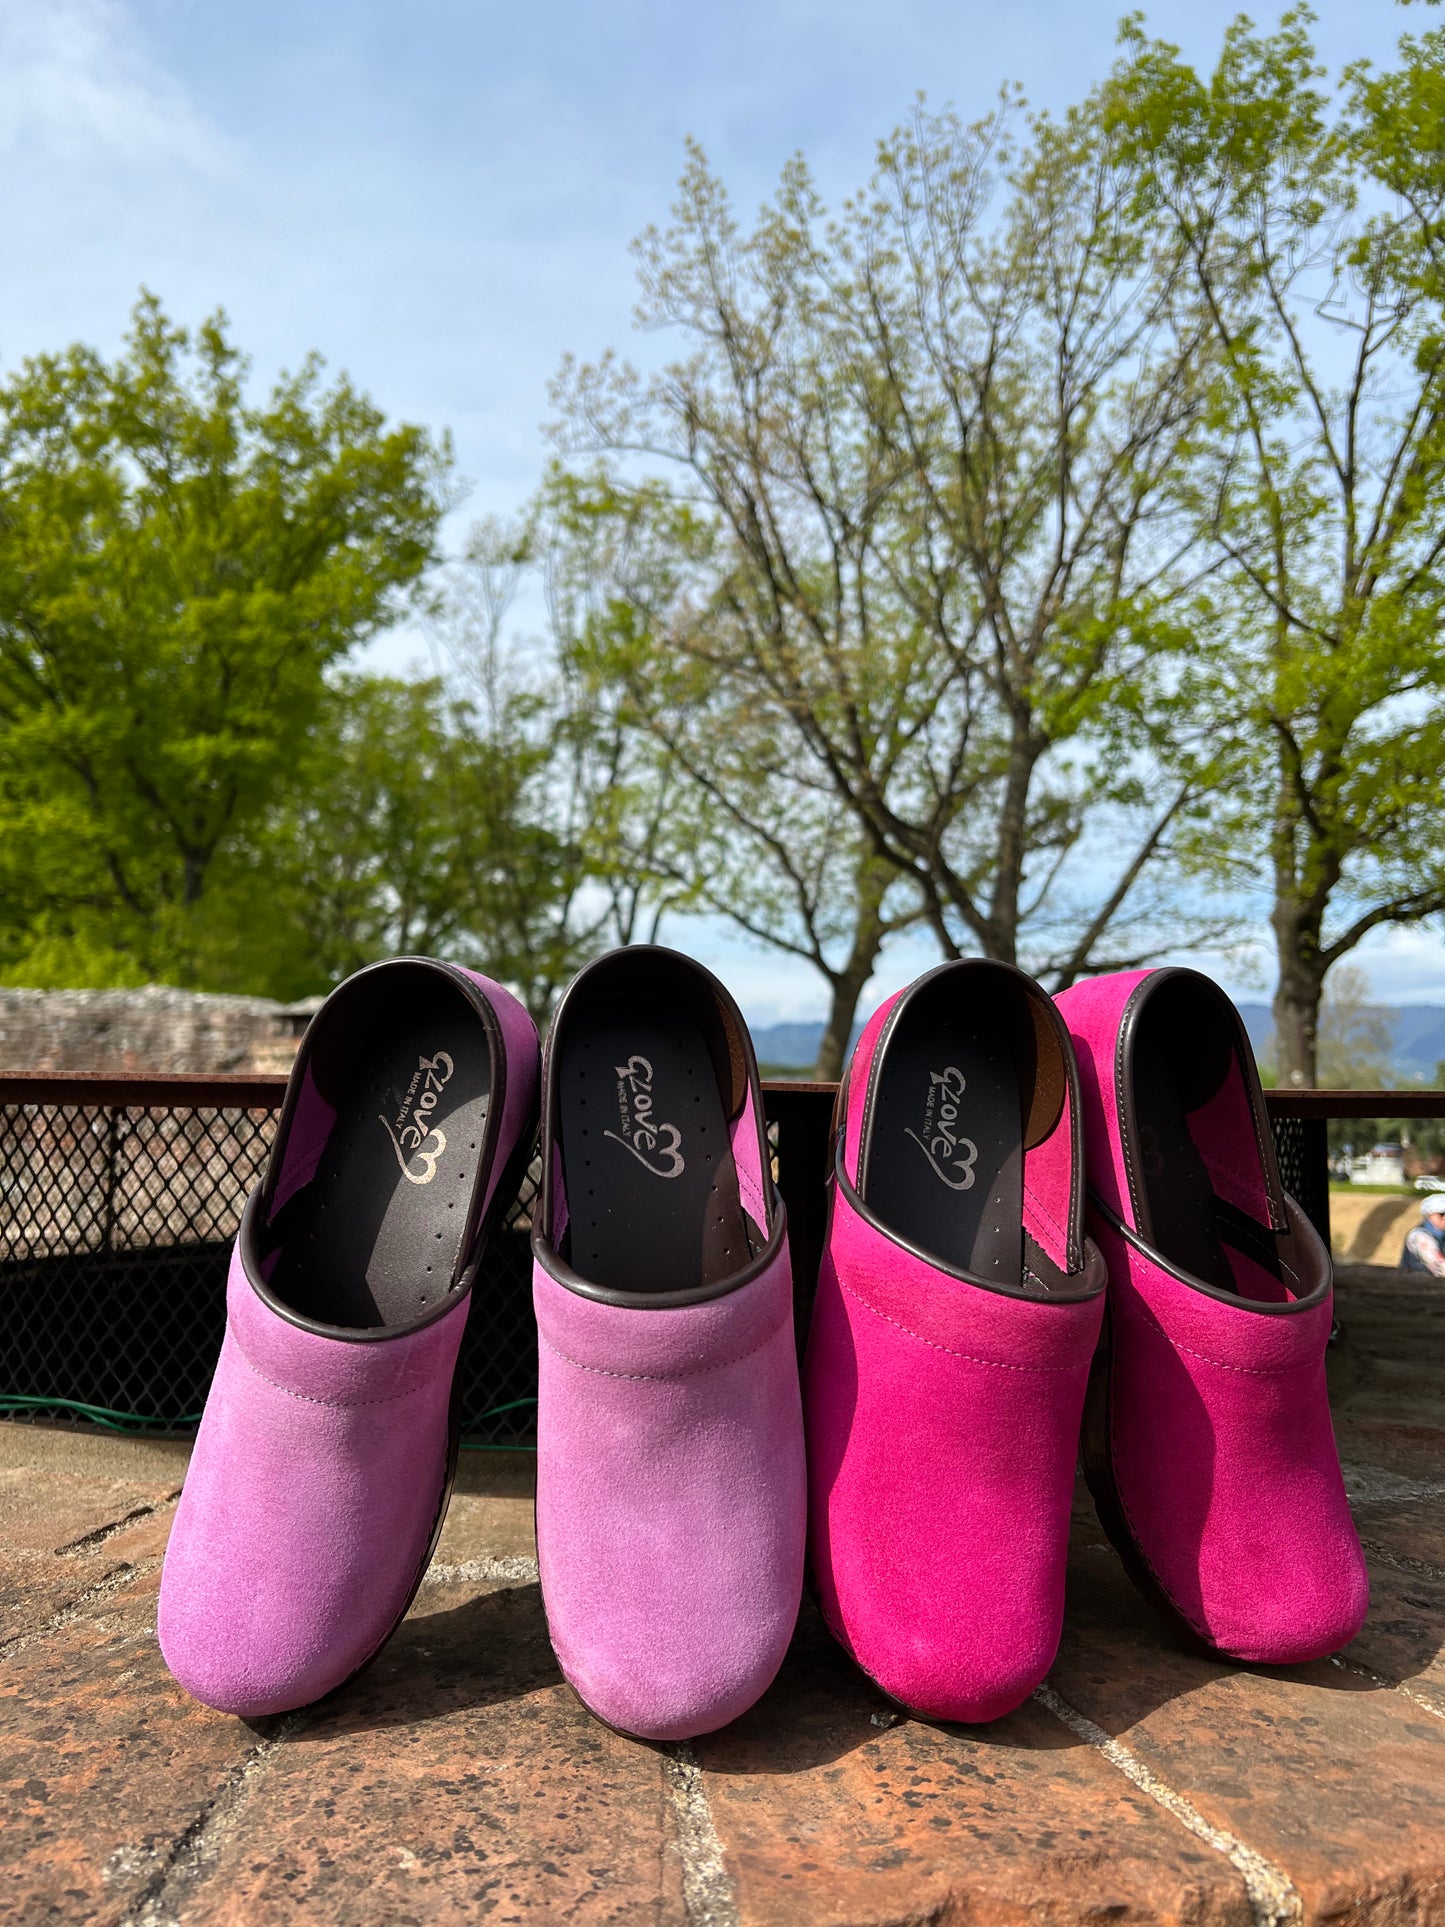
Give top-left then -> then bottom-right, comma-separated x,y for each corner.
531,946 -> 805,1741
159,958 -> 540,1716
804,960 -> 1106,1723
1056,968 -> 1368,1663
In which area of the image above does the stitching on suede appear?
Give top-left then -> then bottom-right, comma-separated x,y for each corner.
1023,1179 -> 1068,1256
737,1165 -> 770,1226
1113,1295 -> 1318,1377
538,1323 -> 784,1383
1116,985 -> 1147,1232
837,1276 -> 1080,1372
231,1341 -> 436,1409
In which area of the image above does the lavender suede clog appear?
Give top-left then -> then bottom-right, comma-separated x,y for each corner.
531,947 -> 806,1741
1057,968 -> 1368,1663
159,958 -> 540,1716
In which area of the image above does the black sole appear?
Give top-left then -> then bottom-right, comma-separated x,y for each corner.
271,984 -> 496,1330
863,996 -> 1023,1283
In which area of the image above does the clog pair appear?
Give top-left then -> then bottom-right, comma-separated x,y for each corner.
805,960 -> 1369,1722
159,949 -> 804,1736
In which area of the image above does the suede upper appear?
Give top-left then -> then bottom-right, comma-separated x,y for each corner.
1057,967 -> 1369,1663
804,963 -> 1106,1723
159,963 -> 540,1717
532,1244 -> 804,1740
158,1249 -> 470,1716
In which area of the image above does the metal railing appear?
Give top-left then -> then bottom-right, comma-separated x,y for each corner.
1,1074 -> 1438,1442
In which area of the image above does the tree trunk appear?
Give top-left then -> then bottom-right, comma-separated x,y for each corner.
1271,907 -> 1325,1087
815,966 -> 870,1082
812,857 -> 894,1081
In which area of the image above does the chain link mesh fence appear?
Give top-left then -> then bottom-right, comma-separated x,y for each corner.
0,1085 -> 537,1447
0,1079 -> 1375,1447
1269,1115 -> 1331,1244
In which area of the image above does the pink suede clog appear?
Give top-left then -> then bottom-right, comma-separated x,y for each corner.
1056,967 -> 1368,1662
159,958 -> 540,1716
803,960 -> 1106,1723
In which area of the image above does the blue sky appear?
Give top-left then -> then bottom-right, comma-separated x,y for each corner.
2,0 -> 1439,1023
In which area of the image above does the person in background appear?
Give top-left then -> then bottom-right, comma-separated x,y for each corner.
1400,1194 -> 1445,1277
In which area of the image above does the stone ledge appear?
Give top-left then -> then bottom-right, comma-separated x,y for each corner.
1,1264 -> 1441,1925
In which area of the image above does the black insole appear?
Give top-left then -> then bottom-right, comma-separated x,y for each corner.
268,997 -> 492,1330
1133,1049 -> 1291,1299
1131,1048 -> 1237,1293
863,1012 -> 1023,1283
557,1000 -> 756,1296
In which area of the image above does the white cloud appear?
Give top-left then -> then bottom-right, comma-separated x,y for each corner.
0,0 -> 227,174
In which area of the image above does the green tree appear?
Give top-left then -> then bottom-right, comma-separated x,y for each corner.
246,672 -> 599,1017
1106,11 -> 1445,1085
542,471 -> 923,1079
0,293 -> 451,989
434,517 -> 684,1021
241,675 -> 487,995
554,105 -> 1224,999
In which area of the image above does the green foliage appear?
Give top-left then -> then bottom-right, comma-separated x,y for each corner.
428,515 -> 685,1021
553,92 -> 1233,994
12,26 -> 1445,1043
0,293 -> 452,989
1102,13 -> 1445,1082
238,673 -> 598,1017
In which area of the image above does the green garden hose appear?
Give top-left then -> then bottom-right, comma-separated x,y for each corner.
0,1391 -> 538,1447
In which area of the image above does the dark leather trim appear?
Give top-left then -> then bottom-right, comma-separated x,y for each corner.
1113,967 -> 1287,1244
244,956 -> 520,1343
534,944 -> 781,1305
835,1149 -> 1106,1304
854,957 -> 1087,1271
1086,1184 -> 1331,1316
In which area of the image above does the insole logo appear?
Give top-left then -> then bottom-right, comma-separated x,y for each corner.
605,1053 -> 685,1179
905,1066 -> 979,1191
378,1051 -> 454,1186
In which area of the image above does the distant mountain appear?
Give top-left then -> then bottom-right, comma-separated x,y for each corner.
753,1002 -> 1445,1082
1237,1000 -> 1445,1082
1389,1007 -> 1445,1080
751,1021 -> 859,1072
1234,1003 -> 1274,1059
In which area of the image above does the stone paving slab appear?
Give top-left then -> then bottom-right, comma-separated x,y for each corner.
1052,1551 -> 1445,1924
1,1264 -> 1443,1924
0,1461 -> 179,1652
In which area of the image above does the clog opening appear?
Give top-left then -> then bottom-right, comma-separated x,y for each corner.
1130,972 -> 1305,1304
258,961 -> 495,1330
549,949 -> 768,1296
857,962 -> 1073,1291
